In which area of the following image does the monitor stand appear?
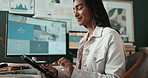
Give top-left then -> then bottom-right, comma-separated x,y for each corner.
32,57 -> 46,63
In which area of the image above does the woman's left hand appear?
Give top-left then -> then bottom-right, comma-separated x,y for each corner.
40,65 -> 58,78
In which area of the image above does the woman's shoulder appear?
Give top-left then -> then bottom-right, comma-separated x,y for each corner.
103,27 -> 119,35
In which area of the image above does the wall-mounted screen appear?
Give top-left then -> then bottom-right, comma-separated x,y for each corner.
6,13 -> 67,57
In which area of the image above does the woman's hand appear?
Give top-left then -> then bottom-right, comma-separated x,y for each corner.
53,57 -> 74,75
40,65 -> 58,78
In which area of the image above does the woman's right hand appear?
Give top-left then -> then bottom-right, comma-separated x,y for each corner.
53,57 -> 74,76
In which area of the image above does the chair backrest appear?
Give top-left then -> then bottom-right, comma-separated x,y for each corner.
121,52 -> 148,78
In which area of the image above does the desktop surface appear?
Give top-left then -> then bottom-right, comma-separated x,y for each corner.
0,63 -> 40,78
0,62 -> 64,78
0,74 -> 40,78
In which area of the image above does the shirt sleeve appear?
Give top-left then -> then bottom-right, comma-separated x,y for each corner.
105,31 -> 126,77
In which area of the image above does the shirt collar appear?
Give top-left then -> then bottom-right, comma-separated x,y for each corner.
81,26 -> 104,42
91,26 -> 104,38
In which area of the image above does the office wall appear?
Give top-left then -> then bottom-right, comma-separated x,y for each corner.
105,0 -> 148,51
106,0 -> 148,51
132,0 -> 148,51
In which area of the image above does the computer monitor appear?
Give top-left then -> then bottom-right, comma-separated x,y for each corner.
5,13 -> 67,57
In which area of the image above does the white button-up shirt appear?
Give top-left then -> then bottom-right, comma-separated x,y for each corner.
58,26 -> 126,78
72,26 -> 126,78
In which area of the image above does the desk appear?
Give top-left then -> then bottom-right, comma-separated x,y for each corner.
0,69 -> 41,78
0,74 -> 40,78
0,63 -> 41,78
0,63 -> 63,78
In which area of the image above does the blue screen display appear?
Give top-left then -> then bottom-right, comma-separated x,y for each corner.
6,14 -> 67,56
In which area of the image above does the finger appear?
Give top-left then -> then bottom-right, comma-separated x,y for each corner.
40,64 -> 45,68
53,57 -> 65,65
40,64 -> 44,67
60,59 -> 72,68
59,58 -> 67,66
53,61 -> 58,65
58,57 -> 67,65
63,60 -> 72,68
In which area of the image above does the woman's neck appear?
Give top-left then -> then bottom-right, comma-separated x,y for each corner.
87,25 -> 96,36
85,26 -> 96,41
85,20 -> 96,38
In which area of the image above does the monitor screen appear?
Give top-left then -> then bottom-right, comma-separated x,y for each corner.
6,13 -> 67,57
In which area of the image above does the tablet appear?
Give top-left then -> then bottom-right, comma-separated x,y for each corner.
21,55 -> 55,78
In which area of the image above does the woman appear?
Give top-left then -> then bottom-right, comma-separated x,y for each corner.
41,0 -> 126,78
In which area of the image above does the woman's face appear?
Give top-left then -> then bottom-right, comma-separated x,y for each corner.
73,0 -> 93,26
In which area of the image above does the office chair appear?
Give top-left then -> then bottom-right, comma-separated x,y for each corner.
121,51 -> 148,78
